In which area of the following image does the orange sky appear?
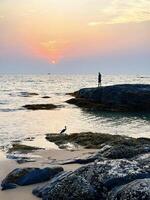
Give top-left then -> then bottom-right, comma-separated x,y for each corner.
0,0 -> 150,73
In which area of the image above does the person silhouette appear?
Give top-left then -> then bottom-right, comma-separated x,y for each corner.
98,72 -> 101,87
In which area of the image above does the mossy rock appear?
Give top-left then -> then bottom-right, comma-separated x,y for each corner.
46,132 -> 150,155
8,144 -> 42,153
23,104 -> 57,110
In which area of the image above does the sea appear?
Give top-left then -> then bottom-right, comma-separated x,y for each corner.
0,74 -> 150,148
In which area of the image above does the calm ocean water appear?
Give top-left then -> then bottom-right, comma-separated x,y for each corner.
0,74 -> 150,148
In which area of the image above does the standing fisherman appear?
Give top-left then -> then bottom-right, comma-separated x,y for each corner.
98,72 -> 102,87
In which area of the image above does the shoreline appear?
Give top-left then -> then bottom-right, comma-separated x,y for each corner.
0,147 -> 98,200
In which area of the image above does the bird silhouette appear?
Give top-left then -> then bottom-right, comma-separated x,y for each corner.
60,126 -> 67,135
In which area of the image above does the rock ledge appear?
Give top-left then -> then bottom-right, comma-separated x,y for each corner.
67,84 -> 150,112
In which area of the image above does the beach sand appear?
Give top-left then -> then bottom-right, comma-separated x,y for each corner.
0,149 -> 97,200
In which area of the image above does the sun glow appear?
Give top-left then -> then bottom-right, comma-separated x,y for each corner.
52,60 -> 56,64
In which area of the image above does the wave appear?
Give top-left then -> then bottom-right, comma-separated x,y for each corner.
0,108 -> 23,112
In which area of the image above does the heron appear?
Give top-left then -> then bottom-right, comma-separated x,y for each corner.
60,126 -> 67,135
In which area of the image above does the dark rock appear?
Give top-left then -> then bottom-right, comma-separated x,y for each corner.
66,98 -> 103,110
33,172 -> 98,200
101,144 -> 150,159
16,158 -> 36,164
1,167 -> 63,190
66,91 -> 78,97
24,137 -> 35,141
42,96 -> 51,99
33,159 -> 150,199
23,104 -> 57,110
59,155 -> 99,165
59,143 -> 150,165
19,92 -> 39,97
135,153 -> 150,172
6,154 -> 36,164
74,159 -> 150,199
33,171 -> 73,197
1,183 -> 17,190
46,132 -> 150,150
67,84 -> 150,112
108,178 -> 150,200
46,132 -> 125,149
8,144 -> 42,153
54,146 -> 109,165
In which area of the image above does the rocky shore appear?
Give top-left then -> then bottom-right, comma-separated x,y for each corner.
32,159 -> 150,200
1,132 -> 150,200
67,84 -> 150,112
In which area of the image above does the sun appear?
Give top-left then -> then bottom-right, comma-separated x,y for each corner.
52,60 -> 56,64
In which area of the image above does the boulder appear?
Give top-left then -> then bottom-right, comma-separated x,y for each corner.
33,171 -> 72,197
135,153 -> 150,172
1,167 -> 63,190
108,178 -> 150,200
33,159 -> 150,200
33,172 -> 98,200
74,159 -> 150,199
101,144 -> 150,159
67,84 -> 150,112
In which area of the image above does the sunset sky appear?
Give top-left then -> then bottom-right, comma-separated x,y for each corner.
0,0 -> 150,74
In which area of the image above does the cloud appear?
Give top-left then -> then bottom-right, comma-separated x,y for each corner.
88,0 -> 150,25
40,40 -> 69,50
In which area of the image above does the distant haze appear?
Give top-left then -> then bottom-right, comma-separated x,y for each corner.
0,0 -> 150,74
